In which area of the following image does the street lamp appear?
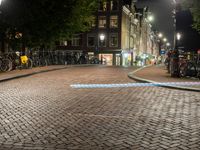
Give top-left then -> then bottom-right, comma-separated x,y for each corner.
99,34 -> 105,42
166,42 -> 171,46
145,12 -> 154,65
99,34 -> 105,64
163,38 -> 167,42
128,12 -> 133,66
158,33 -> 163,38
0,0 -> 3,5
176,32 -> 181,41
147,15 -> 154,22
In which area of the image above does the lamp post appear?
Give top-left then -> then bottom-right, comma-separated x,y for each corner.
99,34 -> 105,64
128,12 -> 133,66
173,0 -> 177,50
134,12 -> 142,66
145,12 -> 154,65
170,0 -> 181,77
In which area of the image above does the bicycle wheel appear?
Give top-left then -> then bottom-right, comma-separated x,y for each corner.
27,59 -> 33,69
0,59 -> 12,72
22,59 -> 33,69
179,63 -> 187,77
187,62 -> 197,77
40,59 -> 48,66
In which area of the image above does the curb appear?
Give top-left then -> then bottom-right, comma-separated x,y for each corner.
128,66 -> 200,92
0,64 -> 98,83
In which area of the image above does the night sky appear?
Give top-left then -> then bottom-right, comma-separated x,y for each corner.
136,0 -> 174,45
136,0 -> 200,51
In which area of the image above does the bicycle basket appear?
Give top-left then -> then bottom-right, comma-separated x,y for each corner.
20,55 -> 28,64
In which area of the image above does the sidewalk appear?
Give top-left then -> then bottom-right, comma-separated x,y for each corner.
128,65 -> 200,92
0,65 -> 68,82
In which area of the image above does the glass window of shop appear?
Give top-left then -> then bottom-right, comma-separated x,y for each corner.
122,52 -> 132,66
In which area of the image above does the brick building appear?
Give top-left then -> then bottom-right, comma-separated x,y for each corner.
57,0 -> 159,66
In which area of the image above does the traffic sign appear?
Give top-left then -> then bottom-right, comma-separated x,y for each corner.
160,49 -> 165,55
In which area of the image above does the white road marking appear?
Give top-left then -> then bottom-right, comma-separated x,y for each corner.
71,82 -> 200,89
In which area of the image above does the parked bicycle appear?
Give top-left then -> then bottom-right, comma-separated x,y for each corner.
11,51 -> 33,69
0,55 -> 12,72
178,53 -> 200,79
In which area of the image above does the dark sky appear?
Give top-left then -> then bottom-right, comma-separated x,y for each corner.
136,0 -> 200,51
136,0 -> 174,45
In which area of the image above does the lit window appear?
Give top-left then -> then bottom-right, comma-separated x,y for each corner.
72,34 -> 81,46
109,33 -> 118,47
110,0 -> 118,11
87,35 -> 96,47
99,16 -> 107,28
110,16 -> 118,28
99,0 -> 107,11
60,41 -> 67,46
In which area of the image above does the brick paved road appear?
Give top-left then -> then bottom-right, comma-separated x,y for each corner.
0,66 -> 200,150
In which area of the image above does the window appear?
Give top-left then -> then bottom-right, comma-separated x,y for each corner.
60,41 -> 67,46
110,0 -> 118,11
72,34 -> 81,46
109,33 -> 118,47
99,0 -> 107,11
87,35 -> 96,47
90,16 -> 96,27
99,16 -> 107,28
110,16 -> 118,28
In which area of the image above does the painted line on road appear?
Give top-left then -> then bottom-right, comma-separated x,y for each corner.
71,82 -> 200,89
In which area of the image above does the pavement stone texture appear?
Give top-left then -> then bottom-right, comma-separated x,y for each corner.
0,65 -> 67,81
133,65 -> 200,89
0,66 -> 200,150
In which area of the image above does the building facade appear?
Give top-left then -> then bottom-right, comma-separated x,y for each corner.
57,0 -> 159,66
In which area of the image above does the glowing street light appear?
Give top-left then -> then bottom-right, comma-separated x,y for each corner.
158,33 -> 163,38
166,42 -> 171,46
176,32 -> 181,41
147,15 -> 154,22
163,38 -> 167,42
99,34 -> 105,41
0,0 -> 2,5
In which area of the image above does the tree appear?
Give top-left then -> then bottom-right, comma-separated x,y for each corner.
182,0 -> 200,33
0,0 -> 97,51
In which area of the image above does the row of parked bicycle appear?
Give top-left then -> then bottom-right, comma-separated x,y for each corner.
165,52 -> 200,79
0,50 -> 101,72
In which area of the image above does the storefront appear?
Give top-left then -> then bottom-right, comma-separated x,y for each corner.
122,51 -> 132,67
99,54 -> 113,66
87,51 -> 122,66
135,53 -> 157,66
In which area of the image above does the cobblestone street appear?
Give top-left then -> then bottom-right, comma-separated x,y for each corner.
0,66 -> 200,150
